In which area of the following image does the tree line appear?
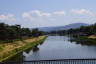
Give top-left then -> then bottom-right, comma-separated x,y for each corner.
66,23 -> 96,36
47,23 -> 96,36
0,23 -> 44,42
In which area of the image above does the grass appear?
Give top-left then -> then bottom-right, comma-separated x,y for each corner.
88,35 -> 96,39
71,36 -> 96,45
0,36 -> 47,62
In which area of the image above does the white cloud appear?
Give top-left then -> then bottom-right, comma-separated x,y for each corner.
22,12 -> 32,20
0,15 -> 7,20
31,10 -> 41,16
30,10 -> 51,17
21,10 -> 67,27
2,9 -> 96,28
22,10 -> 66,21
22,10 -> 52,21
71,9 -> 93,15
22,12 -> 31,18
41,13 -> 51,16
53,11 -> 66,15
0,14 -> 16,21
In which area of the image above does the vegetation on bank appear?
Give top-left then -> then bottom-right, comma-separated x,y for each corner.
69,35 -> 96,45
46,23 -> 96,45
0,36 -> 47,62
66,23 -> 96,45
47,23 -> 96,36
0,23 -> 45,43
88,35 -> 96,39
0,23 -> 47,62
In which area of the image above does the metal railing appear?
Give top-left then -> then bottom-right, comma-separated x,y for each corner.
1,59 -> 96,64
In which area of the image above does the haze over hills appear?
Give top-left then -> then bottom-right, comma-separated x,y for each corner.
38,23 -> 89,32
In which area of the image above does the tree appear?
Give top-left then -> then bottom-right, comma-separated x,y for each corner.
31,28 -> 41,37
21,28 -> 32,37
0,23 -> 44,43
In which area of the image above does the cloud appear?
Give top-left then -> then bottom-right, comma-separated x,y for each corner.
31,10 -> 51,17
21,10 -> 67,27
0,14 -> 16,21
22,12 -> 32,20
53,11 -> 66,15
71,9 -> 93,15
31,10 -> 41,16
70,9 -> 96,24
1,9 -> 96,28
22,10 -> 51,18
41,13 -> 51,16
22,10 -> 66,18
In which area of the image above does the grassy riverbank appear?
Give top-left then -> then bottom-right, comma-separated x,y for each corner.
0,36 -> 47,62
70,35 -> 96,45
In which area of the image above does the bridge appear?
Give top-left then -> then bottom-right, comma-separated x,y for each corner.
1,59 -> 96,64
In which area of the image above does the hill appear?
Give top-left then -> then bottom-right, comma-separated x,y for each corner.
38,23 -> 89,32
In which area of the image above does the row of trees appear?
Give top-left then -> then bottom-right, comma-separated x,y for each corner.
47,23 -> 96,36
0,23 -> 44,42
47,30 -> 67,36
66,23 -> 96,36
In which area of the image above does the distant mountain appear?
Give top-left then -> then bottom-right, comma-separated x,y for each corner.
38,23 -> 89,32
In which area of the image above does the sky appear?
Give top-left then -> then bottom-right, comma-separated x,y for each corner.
0,0 -> 96,28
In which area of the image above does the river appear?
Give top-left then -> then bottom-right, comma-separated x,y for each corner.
8,36 -> 96,61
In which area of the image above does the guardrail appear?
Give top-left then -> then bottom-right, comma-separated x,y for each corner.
1,59 -> 96,64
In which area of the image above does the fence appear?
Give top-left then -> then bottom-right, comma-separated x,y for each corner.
1,59 -> 96,64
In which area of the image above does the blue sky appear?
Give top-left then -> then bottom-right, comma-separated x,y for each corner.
0,0 -> 96,28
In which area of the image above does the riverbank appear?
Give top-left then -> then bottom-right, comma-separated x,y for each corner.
0,36 -> 47,62
88,35 -> 96,39
70,35 -> 96,45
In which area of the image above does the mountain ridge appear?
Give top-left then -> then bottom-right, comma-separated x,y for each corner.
38,23 -> 89,32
